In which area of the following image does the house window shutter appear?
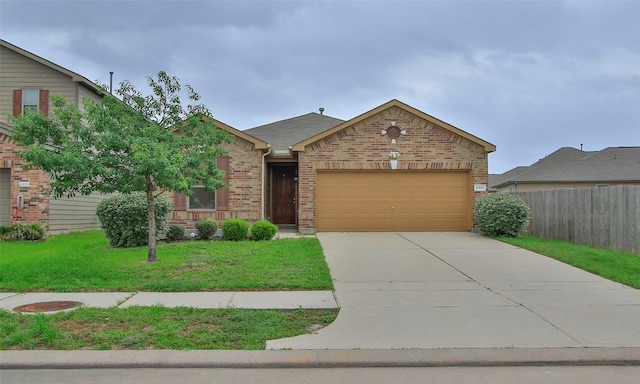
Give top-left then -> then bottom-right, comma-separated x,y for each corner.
173,193 -> 187,211
39,90 -> 49,116
13,90 -> 22,116
216,156 -> 230,211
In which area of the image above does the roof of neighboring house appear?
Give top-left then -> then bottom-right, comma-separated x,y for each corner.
491,146 -> 640,188
245,112 -> 345,154
1,39 -> 102,93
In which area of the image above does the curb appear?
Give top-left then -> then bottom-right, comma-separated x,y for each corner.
2,348 -> 639,369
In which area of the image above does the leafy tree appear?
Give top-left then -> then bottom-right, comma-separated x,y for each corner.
10,71 -> 231,261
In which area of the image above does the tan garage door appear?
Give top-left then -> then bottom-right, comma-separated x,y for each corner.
316,170 -> 471,232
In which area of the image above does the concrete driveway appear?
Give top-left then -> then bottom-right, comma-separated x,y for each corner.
267,232 -> 640,350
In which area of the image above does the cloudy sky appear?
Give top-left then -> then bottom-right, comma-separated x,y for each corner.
1,0 -> 638,173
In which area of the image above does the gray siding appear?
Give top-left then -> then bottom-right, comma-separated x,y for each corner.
0,45 -> 79,125
0,168 -> 10,226
48,192 -> 111,233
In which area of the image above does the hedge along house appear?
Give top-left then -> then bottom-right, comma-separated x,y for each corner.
171,99 -> 496,233
0,39 -> 109,232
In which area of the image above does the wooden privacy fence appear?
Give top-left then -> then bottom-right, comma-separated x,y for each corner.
513,185 -> 640,255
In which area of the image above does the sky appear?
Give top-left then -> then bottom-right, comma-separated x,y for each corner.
1,0 -> 638,173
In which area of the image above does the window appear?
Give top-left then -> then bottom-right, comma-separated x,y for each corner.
189,186 -> 215,210
13,89 -> 48,117
22,89 -> 40,114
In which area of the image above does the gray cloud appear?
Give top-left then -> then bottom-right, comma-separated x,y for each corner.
2,0 -> 638,172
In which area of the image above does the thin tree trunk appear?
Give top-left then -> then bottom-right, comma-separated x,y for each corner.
146,178 -> 157,262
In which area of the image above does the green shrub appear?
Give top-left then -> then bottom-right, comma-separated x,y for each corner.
250,221 -> 278,241
166,225 -> 185,242
474,193 -> 531,237
195,219 -> 217,240
0,223 -> 45,241
221,219 -> 249,241
96,193 -> 172,247
0,226 -> 13,237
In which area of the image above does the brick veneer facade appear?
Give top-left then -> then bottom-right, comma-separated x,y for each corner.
169,136 -> 264,229
1,132 -> 51,228
296,105 -> 489,232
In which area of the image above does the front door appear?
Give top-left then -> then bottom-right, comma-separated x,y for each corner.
271,165 -> 297,225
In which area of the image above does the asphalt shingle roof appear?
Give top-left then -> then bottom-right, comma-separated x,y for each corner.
491,147 -> 640,187
245,113 -> 344,153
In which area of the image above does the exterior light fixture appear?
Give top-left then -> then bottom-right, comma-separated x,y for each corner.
389,151 -> 400,170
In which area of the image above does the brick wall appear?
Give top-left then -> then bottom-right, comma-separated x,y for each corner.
1,132 -> 51,228
169,136 -> 264,229
297,105 -> 489,231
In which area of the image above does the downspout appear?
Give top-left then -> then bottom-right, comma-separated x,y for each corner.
261,144 -> 272,221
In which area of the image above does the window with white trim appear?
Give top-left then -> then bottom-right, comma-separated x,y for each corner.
22,89 -> 39,114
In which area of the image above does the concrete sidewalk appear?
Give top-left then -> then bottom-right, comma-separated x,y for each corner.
0,291 -> 339,312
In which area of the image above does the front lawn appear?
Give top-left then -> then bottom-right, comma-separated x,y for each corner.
0,306 -> 338,350
498,236 -> 640,289
0,231 -> 333,292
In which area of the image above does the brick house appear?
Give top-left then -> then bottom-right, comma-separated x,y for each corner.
171,99 -> 496,233
0,39 -> 108,231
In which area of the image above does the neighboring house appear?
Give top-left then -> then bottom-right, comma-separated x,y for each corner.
171,100 -> 496,233
0,39 -> 108,232
491,147 -> 640,193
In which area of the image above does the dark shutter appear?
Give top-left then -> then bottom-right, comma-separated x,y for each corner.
13,90 -> 22,116
173,193 -> 187,211
216,156 -> 230,211
39,90 -> 49,116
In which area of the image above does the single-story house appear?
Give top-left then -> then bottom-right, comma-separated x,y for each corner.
491,147 -> 640,193
170,99 -> 496,233
0,39 -> 108,232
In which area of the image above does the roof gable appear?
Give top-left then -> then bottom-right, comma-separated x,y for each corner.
214,119 -> 269,150
1,39 -> 101,93
292,99 -> 496,152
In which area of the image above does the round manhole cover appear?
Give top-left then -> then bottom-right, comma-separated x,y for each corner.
14,301 -> 81,313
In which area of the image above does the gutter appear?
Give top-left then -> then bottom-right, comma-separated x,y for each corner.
261,144 -> 272,220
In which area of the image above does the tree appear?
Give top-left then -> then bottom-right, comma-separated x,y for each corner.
10,71 -> 231,262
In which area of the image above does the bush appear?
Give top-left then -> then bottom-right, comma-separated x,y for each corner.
221,219 -> 249,241
195,219 -> 217,240
474,193 -> 531,237
250,221 -> 278,241
166,225 -> 185,242
96,193 -> 172,247
0,223 -> 45,241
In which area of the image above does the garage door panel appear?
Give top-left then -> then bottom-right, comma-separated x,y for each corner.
317,170 -> 471,232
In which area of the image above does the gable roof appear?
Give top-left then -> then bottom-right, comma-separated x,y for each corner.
491,146 -> 640,187
292,99 -> 496,152
214,119 -> 269,150
1,39 -> 101,93
245,112 -> 344,153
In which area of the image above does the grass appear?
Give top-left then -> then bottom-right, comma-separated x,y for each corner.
0,306 -> 339,350
0,231 -> 333,292
497,236 -> 640,289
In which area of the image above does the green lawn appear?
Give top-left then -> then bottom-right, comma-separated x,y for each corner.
497,236 -> 640,289
0,231 -> 333,292
0,306 -> 338,350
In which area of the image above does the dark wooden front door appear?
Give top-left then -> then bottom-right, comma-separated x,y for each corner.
272,166 -> 297,225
